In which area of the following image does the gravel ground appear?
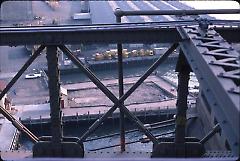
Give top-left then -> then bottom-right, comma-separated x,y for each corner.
68,82 -> 174,108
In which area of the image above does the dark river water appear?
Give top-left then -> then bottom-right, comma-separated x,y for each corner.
60,60 -> 176,84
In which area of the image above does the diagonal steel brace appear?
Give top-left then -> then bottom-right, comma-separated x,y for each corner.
59,45 -> 157,144
0,45 -> 45,143
59,44 -> 178,144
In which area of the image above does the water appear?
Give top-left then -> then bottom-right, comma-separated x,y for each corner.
60,61 -> 176,84
60,58 -> 199,93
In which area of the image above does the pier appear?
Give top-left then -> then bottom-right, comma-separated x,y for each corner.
17,75 -> 182,125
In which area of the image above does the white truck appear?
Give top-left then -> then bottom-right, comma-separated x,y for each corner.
72,13 -> 91,20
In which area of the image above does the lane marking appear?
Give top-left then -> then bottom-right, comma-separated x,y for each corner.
126,1 -> 152,22
108,1 -> 129,23
143,1 -> 175,21
160,0 -> 179,10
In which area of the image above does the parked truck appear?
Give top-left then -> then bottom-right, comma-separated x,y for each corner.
72,13 -> 91,20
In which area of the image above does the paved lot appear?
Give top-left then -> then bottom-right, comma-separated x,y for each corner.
16,75 -> 177,120
62,76 -> 177,112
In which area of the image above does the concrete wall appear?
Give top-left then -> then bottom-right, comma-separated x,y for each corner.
1,1 -> 33,21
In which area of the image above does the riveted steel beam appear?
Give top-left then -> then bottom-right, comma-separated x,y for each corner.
1,21 -> 240,46
178,26 -> 240,156
0,45 -> 45,100
0,46 -> 45,143
46,46 -> 62,145
59,45 -> 161,144
59,44 -> 178,144
0,23 -> 179,45
174,52 -> 191,147
116,13 -> 126,152
114,9 -> 240,17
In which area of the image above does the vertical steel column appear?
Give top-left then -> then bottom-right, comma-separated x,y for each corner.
116,13 -> 125,152
175,51 -> 191,144
46,46 -> 62,146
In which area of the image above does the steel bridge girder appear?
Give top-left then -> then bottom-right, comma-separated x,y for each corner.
178,26 -> 240,156
1,23 -> 240,46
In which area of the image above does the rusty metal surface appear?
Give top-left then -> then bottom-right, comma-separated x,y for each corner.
178,26 -> 240,156
1,20 -> 240,46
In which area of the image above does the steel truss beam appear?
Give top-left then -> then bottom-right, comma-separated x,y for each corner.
0,20 -> 240,46
59,45 -> 158,144
114,9 -> 240,17
213,27 -> 240,44
58,44 -> 178,145
178,26 -> 240,156
0,46 -> 45,143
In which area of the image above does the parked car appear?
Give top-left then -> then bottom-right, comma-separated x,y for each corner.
25,73 -> 41,79
34,16 -> 42,20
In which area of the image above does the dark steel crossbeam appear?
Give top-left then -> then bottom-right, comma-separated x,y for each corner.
0,45 -> 44,99
115,43 -> 178,140
59,46 -> 158,144
209,58 -> 240,68
0,24 -> 178,45
119,43 -> 178,102
59,45 -> 177,144
82,44 -> 177,142
82,43 -> 177,142
202,50 -> 239,58
1,21 -> 240,45
0,46 -> 45,143
114,9 -> 240,17
0,105 -> 39,143
177,26 -> 239,156
59,46 -> 121,143
219,69 -> 240,81
60,45 -> 159,144
59,45 -> 118,103
200,124 -> 221,144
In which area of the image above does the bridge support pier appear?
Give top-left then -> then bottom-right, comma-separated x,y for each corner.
152,52 -> 205,157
